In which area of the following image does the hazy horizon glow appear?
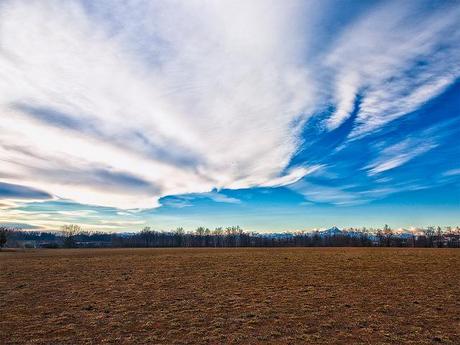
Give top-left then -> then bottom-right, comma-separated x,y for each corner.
1,0 -> 459,232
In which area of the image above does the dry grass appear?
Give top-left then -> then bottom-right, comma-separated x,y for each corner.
1,248 -> 459,344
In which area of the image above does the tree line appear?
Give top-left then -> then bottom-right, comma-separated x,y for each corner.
1,224 -> 459,249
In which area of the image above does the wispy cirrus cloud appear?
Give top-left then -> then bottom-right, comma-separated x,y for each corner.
289,180 -> 364,206
324,1 -> 460,136
0,0 -> 459,217
160,190 -> 241,209
443,169 -> 460,177
0,0 -> 316,209
365,138 -> 438,176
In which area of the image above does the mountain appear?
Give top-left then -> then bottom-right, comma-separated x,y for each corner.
319,226 -> 343,237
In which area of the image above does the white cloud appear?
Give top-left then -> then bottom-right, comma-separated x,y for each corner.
289,180 -> 365,206
443,169 -> 460,177
0,0 -> 458,210
366,138 -> 437,176
326,71 -> 360,130
325,1 -> 460,137
160,198 -> 193,209
201,192 -> 241,205
57,210 -> 99,218
261,165 -> 323,187
161,190 -> 241,208
0,0 -> 315,208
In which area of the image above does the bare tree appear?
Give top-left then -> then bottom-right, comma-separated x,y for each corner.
140,226 -> 153,247
424,227 -> 435,247
61,224 -> 81,248
3,224 -> 457,248
436,226 -> 443,248
0,227 -> 8,249
212,227 -> 223,247
383,224 -> 393,247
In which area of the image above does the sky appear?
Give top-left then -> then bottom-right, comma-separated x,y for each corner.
0,0 -> 459,232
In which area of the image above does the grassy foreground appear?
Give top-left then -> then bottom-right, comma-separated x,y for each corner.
1,248 -> 459,344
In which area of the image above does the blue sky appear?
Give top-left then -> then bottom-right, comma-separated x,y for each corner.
0,0 -> 459,232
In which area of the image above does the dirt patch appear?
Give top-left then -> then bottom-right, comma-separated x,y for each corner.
1,248 -> 459,344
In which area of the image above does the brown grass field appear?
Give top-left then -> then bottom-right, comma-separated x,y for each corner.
1,248 -> 459,344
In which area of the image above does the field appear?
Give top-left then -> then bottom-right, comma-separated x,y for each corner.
1,248 -> 459,344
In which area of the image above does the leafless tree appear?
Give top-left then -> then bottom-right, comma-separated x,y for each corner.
424,226 -> 435,247
61,224 -> 81,248
436,226 -> 443,248
383,224 -> 393,247
0,227 -> 8,249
